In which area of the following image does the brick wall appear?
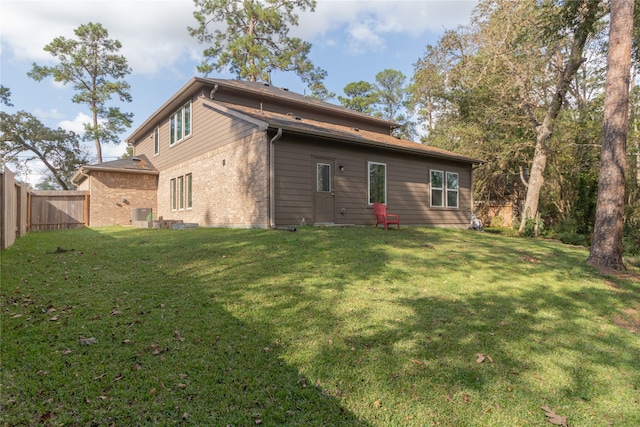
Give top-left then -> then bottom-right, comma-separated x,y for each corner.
88,171 -> 158,227
157,131 -> 270,228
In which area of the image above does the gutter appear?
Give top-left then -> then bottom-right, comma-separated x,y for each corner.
269,128 -> 283,228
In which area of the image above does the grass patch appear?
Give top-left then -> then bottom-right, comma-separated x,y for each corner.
1,226 -> 639,426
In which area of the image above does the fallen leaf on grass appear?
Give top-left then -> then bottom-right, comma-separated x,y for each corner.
79,336 -> 98,346
374,400 -> 382,408
476,353 -> 494,363
541,406 -> 568,426
174,330 -> 185,341
110,310 -> 122,316
49,315 -> 59,321
462,394 -> 472,403
11,313 -> 23,318
410,359 -> 425,365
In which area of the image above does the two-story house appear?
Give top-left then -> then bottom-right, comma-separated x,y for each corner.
72,77 -> 483,228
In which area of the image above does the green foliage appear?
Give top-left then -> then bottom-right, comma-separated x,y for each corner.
2,227 -> 639,426
520,216 -> 546,238
338,81 -> 379,113
28,22 -> 133,163
339,70 -> 416,140
188,0 -> 329,96
0,103 -> 89,190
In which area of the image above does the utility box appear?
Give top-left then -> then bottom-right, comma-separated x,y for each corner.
131,208 -> 152,227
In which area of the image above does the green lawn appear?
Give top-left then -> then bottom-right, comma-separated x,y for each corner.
1,226 -> 639,426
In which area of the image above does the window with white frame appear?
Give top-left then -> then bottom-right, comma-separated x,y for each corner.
430,170 -> 459,208
446,172 -> 459,208
186,174 -> 192,209
153,126 -> 159,155
170,178 -> 177,211
178,176 -> 184,210
170,174 -> 193,211
169,101 -> 192,146
368,161 -> 386,204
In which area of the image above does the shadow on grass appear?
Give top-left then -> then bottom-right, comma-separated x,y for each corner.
0,227 -> 369,426
3,226 -> 639,426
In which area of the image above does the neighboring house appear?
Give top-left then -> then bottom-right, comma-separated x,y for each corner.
76,77 -> 483,228
71,155 -> 158,227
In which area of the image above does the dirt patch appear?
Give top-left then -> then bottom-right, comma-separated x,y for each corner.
613,307 -> 640,334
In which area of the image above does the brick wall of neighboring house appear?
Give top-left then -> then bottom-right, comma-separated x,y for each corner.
157,131 -> 270,228
88,171 -> 158,227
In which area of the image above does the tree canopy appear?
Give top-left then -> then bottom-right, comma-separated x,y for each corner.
189,0 -> 330,97
1,90 -> 89,190
28,22 -> 133,164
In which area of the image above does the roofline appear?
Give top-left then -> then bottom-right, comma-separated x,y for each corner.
267,124 -> 485,165
71,165 -> 159,186
198,100 -> 484,165
201,77 -> 399,129
126,77 -> 400,144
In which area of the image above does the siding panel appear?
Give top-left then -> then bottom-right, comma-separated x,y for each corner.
274,135 -> 473,227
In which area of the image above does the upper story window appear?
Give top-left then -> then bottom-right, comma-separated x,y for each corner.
153,126 -> 159,155
170,101 -> 192,146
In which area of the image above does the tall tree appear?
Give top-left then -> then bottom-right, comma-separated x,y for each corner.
338,81 -> 379,114
28,22 -> 133,164
588,0 -> 635,270
189,0 -> 329,96
374,69 -> 406,122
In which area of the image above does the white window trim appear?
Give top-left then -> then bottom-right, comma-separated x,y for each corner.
186,173 -> 193,210
446,171 -> 459,209
368,161 -> 387,205
170,178 -> 177,211
153,126 -> 159,156
169,101 -> 192,147
430,169 -> 444,208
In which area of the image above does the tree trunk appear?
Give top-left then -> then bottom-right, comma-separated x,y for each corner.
517,0 -> 600,233
518,119 -> 553,232
587,0 -> 634,270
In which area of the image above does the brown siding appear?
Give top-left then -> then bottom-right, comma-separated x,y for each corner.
134,96 -> 260,171
274,135 -> 473,227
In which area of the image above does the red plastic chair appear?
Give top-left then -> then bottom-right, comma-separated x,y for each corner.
373,203 -> 400,230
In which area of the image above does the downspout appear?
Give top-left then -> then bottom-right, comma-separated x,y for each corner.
269,128 -> 283,228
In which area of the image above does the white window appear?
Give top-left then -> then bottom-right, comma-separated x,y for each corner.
446,172 -> 459,208
178,176 -> 184,210
186,174 -> 192,209
169,101 -> 192,146
170,174 -> 193,211
170,178 -> 177,211
153,126 -> 159,155
431,170 -> 458,208
368,162 -> 386,204
430,170 -> 443,207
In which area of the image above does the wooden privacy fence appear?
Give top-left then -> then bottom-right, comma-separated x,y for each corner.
1,169 -> 89,249
30,191 -> 89,232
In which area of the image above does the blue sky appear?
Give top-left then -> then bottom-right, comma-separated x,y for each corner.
1,0 -> 477,185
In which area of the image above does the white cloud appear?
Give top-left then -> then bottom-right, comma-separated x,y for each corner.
33,108 -> 65,121
58,112 -> 92,134
2,0 -> 476,76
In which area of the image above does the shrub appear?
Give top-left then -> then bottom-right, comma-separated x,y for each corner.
556,232 -> 590,247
